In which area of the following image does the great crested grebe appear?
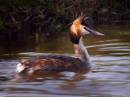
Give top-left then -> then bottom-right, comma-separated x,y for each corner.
16,17 -> 104,74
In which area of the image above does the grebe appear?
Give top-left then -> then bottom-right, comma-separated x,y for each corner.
16,17 -> 104,74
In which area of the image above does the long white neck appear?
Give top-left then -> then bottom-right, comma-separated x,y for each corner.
74,37 -> 91,64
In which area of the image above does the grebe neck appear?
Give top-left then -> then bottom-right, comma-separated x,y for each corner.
74,37 -> 91,64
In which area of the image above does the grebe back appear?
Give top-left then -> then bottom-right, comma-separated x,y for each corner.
16,17 -> 104,74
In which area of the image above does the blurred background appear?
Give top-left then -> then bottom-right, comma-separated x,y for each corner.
0,0 -> 130,55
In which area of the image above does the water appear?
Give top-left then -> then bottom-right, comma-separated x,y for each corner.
0,25 -> 130,97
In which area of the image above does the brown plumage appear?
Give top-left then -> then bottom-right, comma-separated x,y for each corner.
19,55 -> 89,74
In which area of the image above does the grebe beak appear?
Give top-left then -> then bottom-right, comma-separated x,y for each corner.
16,63 -> 25,73
80,25 -> 104,36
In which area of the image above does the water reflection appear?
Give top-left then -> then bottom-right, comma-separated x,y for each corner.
0,25 -> 130,97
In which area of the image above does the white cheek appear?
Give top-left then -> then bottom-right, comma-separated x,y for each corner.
16,63 -> 25,73
82,28 -> 90,35
80,25 -> 90,35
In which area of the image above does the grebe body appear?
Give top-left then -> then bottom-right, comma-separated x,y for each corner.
16,17 -> 104,74
16,54 -> 90,74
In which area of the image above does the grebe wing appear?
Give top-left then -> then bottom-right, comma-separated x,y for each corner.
33,54 -> 83,71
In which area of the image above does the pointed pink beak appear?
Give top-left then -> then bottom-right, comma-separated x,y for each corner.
84,26 -> 104,36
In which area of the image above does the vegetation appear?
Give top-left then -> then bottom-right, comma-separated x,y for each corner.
0,0 -> 130,41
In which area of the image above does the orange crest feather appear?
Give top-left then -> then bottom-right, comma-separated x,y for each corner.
70,18 -> 81,36
73,18 -> 81,30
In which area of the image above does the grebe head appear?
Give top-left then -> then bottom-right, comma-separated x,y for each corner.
70,17 -> 104,44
